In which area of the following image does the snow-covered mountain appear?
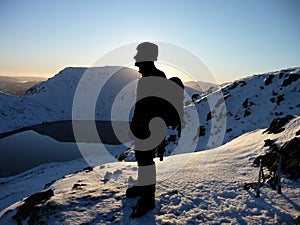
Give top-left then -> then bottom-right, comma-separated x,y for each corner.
0,66 -> 200,136
1,66 -> 299,143
184,80 -> 218,92
1,115 -> 299,224
195,67 -> 300,149
0,66 -> 140,134
0,66 -> 299,224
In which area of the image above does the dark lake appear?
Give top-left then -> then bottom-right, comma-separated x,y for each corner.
0,121 -> 129,178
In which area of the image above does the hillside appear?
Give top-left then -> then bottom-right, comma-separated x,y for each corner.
0,116 -> 299,224
0,67 -> 140,134
0,67 -> 299,145
195,67 -> 300,150
0,67 -> 299,224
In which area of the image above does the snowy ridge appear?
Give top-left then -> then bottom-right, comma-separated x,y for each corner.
1,66 -> 299,141
195,67 -> 300,149
0,66 -> 140,134
0,66 -> 199,135
0,116 -> 299,224
0,67 -> 299,224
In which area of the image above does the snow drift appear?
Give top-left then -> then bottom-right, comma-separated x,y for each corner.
0,116 -> 299,225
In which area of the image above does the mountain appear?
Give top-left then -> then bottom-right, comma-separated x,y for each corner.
194,67 -> 300,150
0,66 -> 299,224
0,66 -> 140,134
0,116 -> 299,224
1,66 -> 299,141
184,80 -> 218,92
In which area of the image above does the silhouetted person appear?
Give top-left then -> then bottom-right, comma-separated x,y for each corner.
126,42 -> 166,218
127,42 -> 184,218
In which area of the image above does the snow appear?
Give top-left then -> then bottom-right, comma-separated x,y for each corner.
0,66 -> 299,224
195,67 -> 300,149
1,66 -> 299,146
0,117 -> 299,224
0,66 -> 141,134
0,66 -> 199,135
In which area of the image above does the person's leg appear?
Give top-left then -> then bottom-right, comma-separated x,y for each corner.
126,148 -> 157,218
126,149 -> 156,198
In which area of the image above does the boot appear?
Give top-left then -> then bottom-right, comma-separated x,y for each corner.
130,184 -> 155,218
130,195 -> 155,218
125,186 -> 143,198
126,184 -> 155,198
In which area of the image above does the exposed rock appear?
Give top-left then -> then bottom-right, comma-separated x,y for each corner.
226,128 -> 232,133
83,166 -> 93,173
224,94 -> 231,100
240,81 -> 247,87
264,74 -> 275,85
276,94 -> 285,105
282,74 -> 300,87
234,115 -> 240,120
228,82 -> 239,90
242,98 -> 249,108
270,97 -> 275,103
198,126 -> 206,136
280,137 -> 300,179
279,72 -> 284,79
264,139 -> 275,147
13,189 -> 54,224
206,112 -> 211,121
263,115 -> 294,134
243,109 -> 251,118
294,216 -> 300,225
72,183 -> 87,190
242,98 -> 254,118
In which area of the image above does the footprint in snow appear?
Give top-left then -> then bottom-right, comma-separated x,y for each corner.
104,169 -> 122,183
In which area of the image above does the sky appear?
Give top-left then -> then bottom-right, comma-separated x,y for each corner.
0,0 -> 299,83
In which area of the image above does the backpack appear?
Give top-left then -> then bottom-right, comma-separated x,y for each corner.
165,77 -> 184,137
156,76 -> 184,161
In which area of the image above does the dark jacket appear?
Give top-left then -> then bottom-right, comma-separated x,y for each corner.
131,68 -> 166,140
131,68 -> 184,139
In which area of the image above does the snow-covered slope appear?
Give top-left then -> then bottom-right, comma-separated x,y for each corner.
0,66 -> 140,134
1,66 -> 299,145
195,67 -> 300,149
1,116 -> 299,224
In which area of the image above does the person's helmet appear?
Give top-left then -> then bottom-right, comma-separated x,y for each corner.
134,42 -> 158,62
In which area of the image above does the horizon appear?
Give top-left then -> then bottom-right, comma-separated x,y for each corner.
1,64 -> 299,85
1,0 -> 299,84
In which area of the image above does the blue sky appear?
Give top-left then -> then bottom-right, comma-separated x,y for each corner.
0,0 -> 299,83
